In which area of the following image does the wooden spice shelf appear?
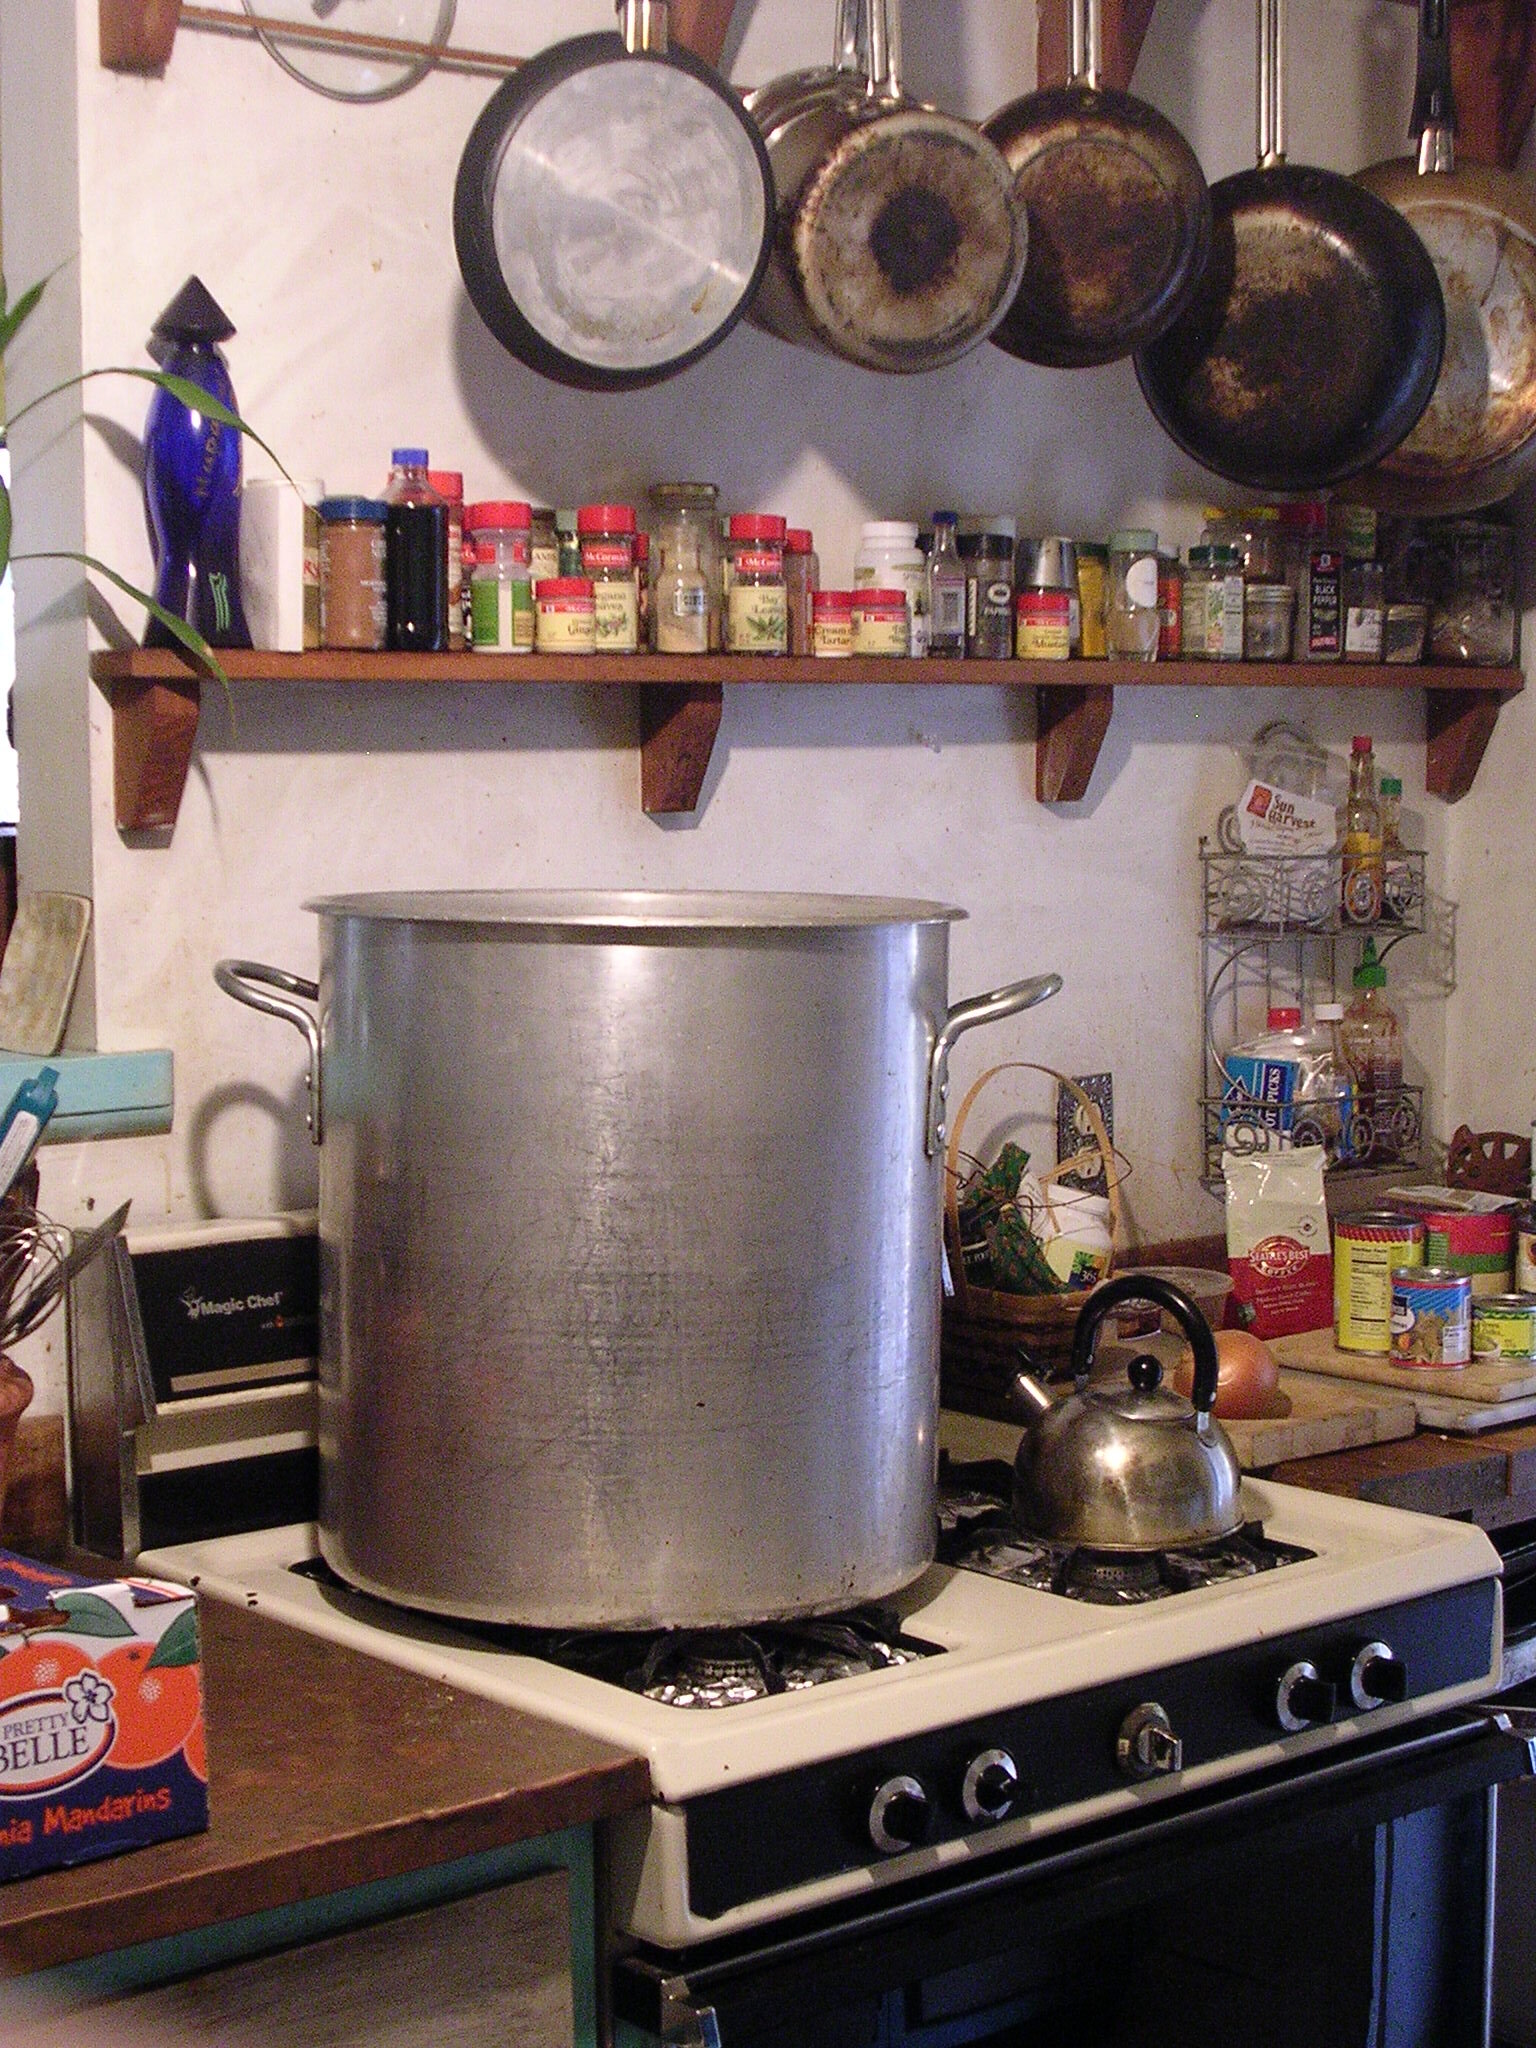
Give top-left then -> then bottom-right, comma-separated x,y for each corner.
88,647 -> 1523,834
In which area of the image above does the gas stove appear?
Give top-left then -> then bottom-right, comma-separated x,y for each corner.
140,1455 -> 1503,1953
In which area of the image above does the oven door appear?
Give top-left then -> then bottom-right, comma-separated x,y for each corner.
611,1712 -> 1533,2048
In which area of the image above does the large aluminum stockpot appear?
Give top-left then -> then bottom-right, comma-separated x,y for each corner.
216,892 -> 1059,1629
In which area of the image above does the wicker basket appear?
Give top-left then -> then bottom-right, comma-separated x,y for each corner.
941,1062 -> 1123,1419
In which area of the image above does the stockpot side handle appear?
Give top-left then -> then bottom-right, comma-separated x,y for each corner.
213,959 -> 324,1146
925,972 -> 1062,1158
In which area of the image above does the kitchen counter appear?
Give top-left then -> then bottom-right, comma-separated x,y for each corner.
0,1584 -> 650,1978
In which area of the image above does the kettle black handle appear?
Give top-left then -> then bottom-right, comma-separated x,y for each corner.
1070,1274 -> 1222,1416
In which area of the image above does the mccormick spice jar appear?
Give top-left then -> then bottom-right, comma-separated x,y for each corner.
812,589 -> 854,658
577,504 -> 639,652
959,524 -> 1016,660
726,514 -> 788,653
466,501 -> 534,653
1016,587 -> 1071,659
318,496 -> 387,650
534,576 -> 597,654
852,588 -> 908,656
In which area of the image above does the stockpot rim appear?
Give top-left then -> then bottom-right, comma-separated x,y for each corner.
303,889 -> 967,934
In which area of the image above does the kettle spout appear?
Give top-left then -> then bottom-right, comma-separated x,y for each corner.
1012,1369 -> 1054,1421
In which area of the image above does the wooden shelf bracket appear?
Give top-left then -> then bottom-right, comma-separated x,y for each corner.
639,682 -> 724,816
1036,684 -> 1115,803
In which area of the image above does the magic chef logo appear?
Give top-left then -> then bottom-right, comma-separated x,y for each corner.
0,1676 -> 115,1793
179,1285 -> 285,1322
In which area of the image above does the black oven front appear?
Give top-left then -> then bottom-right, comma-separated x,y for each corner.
610,1712 -> 1533,2048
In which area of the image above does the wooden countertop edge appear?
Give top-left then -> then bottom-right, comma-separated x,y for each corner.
0,1753 -> 650,1976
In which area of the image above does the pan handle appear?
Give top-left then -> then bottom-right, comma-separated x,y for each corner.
1413,0 -> 1457,174
925,973 -> 1062,1158
864,0 -> 901,102
1256,0 -> 1285,169
833,0 -> 863,75
1069,0 -> 1102,93
214,959 -> 324,1146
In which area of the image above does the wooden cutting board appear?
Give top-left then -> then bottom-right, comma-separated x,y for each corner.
1271,1325 -> 1536,1405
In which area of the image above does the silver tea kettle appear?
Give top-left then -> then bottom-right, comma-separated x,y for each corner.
1012,1273 -> 1245,1552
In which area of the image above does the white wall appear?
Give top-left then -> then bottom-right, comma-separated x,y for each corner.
5,0 -> 1521,1422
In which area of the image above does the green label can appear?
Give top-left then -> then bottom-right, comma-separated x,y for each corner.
1334,1211 -> 1424,1354
1472,1294 -> 1536,1362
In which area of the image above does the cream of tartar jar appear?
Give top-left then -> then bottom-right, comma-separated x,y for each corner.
852,587 -> 908,656
534,576 -> 597,654
812,589 -> 854,658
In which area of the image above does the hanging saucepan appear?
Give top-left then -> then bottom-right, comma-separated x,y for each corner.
747,0 -> 1028,373
452,0 -> 774,391
1134,0 -> 1445,493
1349,0 -> 1536,514
984,0 -> 1212,368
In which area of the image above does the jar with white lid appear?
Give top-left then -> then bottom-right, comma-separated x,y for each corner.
854,520 -> 928,656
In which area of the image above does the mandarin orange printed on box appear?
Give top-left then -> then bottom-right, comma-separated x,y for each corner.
0,1549 -> 207,1880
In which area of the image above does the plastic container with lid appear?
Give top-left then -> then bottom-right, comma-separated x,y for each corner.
852,588 -> 909,657
784,527 -> 819,657
1341,938 -> 1405,1164
466,500 -> 533,654
812,589 -> 854,658
854,520 -> 927,657
1108,529 -> 1159,661
319,495 -> 388,651
577,504 -> 639,652
726,513 -> 787,653
1076,542 -> 1108,658
534,576 -> 597,654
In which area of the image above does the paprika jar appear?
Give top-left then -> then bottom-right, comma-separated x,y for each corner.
577,503 -> 639,652
726,514 -> 788,654
534,576 -> 597,654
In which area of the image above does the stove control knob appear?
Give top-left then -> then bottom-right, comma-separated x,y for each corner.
1116,1702 -> 1183,1780
1275,1660 -> 1338,1733
868,1774 -> 931,1855
961,1748 -> 1022,1825
1349,1641 -> 1409,1711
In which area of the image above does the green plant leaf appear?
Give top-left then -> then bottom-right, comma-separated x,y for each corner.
147,1608 -> 200,1670
0,477 -> 11,584
0,276 -> 48,362
8,367 -> 291,488
49,1591 -> 136,1638
14,548 -> 235,721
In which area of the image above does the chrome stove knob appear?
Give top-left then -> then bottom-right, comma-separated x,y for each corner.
1116,1702 -> 1183,1780
961,1748 -> 1022,1825
868,1774 -> 931,1855
1350,1641 -> 1409,1711
1275,1659 -> 1337,1732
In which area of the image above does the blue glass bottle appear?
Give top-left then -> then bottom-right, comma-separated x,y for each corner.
142,276 -> 251,649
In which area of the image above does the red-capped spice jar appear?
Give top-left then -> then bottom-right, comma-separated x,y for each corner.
726,514 -> 788,653
1015,587 -> 1071,660
577,504 -> 639,652
534,576 -> 597,654
852,587 -> 908,657
812,589 -> 854,658
428,469 -> 466,648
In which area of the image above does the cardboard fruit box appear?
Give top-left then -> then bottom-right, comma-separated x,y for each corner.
0,1550 -> 207,1880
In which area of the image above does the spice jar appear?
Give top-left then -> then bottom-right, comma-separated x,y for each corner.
812,589 -> 854,658
318,496 -> 388,651
784,528 -> 819,657
959,521 -> 1016,660
635,532 -> 651,650
1075,542 -> 1108,658
1427,518 -> 1517,664
651,484 -> 722,651
1108,529 -> 1160,661
726,514 -> 788,653
577,504 -> 639,652
1157,550 -> 1182,658
1016,587 -> 1071,659
534,576 -> 597,654
852,588 -> 909,656
1243,581 -> 1295,661
855,521 -> 927,656
530,508 -> 560,590
466,501 -> 534,654
428,469 -> 466,649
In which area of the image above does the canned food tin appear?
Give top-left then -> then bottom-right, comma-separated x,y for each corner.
1517,1203 -> 1536,1294
1472,1294 -> 1536,1361
1390,1266 -> 1472,1367
1388,1198 -> 1514,1296
1334,1211 -> 1425,1354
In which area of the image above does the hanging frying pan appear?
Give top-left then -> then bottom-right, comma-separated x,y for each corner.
983,0 -> 1212,368
1134,0 -> 1445,493
746,0 -> 1029,373
453,0 -> 774,391
1350,0 -> 1536,513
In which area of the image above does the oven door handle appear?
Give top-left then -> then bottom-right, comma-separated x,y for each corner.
657,1990 -> 722,2047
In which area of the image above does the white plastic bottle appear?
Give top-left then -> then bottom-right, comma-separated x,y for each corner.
854,520 -> 928,656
